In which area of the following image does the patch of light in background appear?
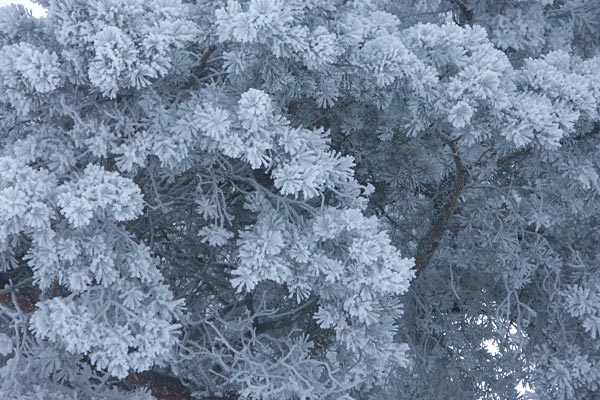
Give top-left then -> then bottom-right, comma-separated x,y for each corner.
483,335 -> 535,398
0,0 -> 46,17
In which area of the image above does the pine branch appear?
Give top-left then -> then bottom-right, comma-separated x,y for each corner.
415,134 -> 464,276
183,45 -> 218,89
449,0 -> 474,24
121,370 -> 238,400
415,144 -> 532,276
470,148 -> 532,169
0,277 -> 33,297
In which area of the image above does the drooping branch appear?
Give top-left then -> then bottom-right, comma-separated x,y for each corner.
415,134 -> 464,276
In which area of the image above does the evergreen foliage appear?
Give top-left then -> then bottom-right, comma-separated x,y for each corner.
0,0 -> 599,399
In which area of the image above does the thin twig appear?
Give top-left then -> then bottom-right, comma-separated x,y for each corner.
0,277 -> 33,297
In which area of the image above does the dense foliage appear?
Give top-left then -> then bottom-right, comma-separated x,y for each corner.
0,0 -> 599,399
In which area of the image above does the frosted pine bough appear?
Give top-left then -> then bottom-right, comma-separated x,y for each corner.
0,0 -> 600,399
0,0 -> 415,398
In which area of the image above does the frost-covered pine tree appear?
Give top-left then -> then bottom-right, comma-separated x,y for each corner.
0,0 -> 599,399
